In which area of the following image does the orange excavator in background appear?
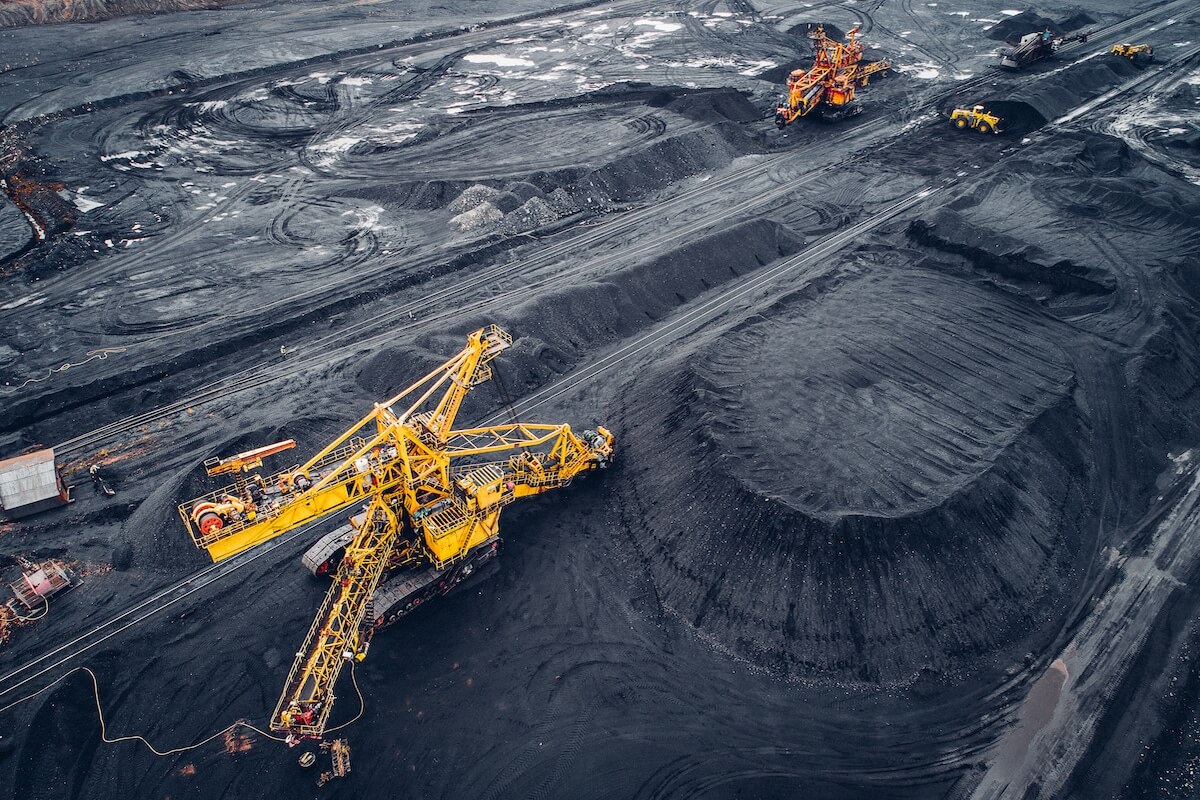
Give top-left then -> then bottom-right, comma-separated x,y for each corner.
775,24 -> 891,128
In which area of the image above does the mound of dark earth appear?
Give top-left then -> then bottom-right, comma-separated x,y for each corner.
988,9 -> 1095,43
785,22 -> 846,41
618,126 -> 1200,688
1000,52 -> 1141,122
618,265 -> 1092,683
358,217 -> 807,409
346,86 -> 765,217
943,45 -> 1146,138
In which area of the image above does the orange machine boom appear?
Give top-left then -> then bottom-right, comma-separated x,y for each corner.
775,24 -> 890,128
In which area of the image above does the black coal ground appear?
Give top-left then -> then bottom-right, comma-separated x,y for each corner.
2,1 -> 1200,798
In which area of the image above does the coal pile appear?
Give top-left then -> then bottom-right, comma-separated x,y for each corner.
2,1 -> 1200,799
618,267 -> 1089,683
988,10 -> 1095,44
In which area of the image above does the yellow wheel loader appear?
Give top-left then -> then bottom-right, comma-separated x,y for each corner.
1110,43 -> 1153,60
950,105 -> 1003,135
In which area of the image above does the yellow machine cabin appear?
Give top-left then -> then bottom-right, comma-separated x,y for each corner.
178,325 -> 615,742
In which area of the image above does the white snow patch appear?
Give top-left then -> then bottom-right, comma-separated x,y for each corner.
464,53 -> 535,68
1001,9 -> 1022,15
635,18 -> 682,32
100,151 -> 146,162
898,62 -> 941,80
368,119 -> 423,142
0,293 -> 45,311
739,59 -> 778,76
626,31 -> 668,48
900,110 -> 937,133
67,186 -> 104,213
72,195 -> 104,213
346,205 -> 387,232
310,136 -> 361,166
341,76 -> 372,86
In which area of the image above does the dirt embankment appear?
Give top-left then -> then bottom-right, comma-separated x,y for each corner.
987,9 -> 1095,44
346,86 -> 766,226
357,216 -> 807,412
0,0 -> 237,28
574,118 -> 1200,690
613,262 -> 1093,684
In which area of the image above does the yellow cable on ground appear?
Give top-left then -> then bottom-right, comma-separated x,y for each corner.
325,662 -> 364,733
0,666 -> 289,754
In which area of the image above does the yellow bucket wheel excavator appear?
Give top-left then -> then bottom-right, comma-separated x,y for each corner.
179,325 -> 615,744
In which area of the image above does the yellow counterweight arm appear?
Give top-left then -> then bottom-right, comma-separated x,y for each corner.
180,326 -> 514,562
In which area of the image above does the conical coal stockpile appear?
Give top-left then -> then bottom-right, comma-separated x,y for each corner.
617,267 -> 1095,684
